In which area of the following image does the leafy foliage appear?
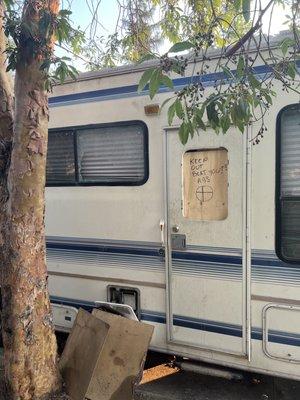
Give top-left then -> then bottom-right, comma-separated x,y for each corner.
3,2 -> 85,90
81,0 -> 250,68
137,0 -> 300,145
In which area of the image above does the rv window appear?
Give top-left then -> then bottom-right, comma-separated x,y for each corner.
277,105 -> 300,262
182,148 -> 228,221
77,125 -> 146,184
46,121 -> 148,186
46,130 -> 76,184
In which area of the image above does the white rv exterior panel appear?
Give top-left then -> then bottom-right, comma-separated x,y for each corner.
46,55 -> 300,381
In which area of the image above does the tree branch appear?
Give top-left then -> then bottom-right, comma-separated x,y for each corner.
225,0 -> 275,57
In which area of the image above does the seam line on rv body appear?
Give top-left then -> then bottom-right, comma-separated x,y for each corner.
50,295 -> 300,347
46,237 -> 300,285
49,64 -> 275,108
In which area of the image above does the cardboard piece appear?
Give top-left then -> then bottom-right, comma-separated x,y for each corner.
59,308 -> 154,400
182,148 -> 228,220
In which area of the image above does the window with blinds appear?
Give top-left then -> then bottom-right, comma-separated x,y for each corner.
46,131 -> 76,184
277,105 -> 300,262
46,122 -> 148,186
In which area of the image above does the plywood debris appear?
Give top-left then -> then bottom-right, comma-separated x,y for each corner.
182,148 -> 228,220
59,308 -> 154,400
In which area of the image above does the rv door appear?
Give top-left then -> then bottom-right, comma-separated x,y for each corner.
164,127 -> 248,357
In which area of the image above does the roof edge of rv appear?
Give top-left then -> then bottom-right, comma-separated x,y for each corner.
54,30 -> 292,86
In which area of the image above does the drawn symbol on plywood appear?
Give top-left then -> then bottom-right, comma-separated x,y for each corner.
196,186 -> 213,203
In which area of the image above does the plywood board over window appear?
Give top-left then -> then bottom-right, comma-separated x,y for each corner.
183,148 -> 228,220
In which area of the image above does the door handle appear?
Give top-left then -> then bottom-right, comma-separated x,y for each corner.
172,225 -> 180,233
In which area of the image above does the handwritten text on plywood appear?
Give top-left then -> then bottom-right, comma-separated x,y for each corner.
183,148 -> 228,220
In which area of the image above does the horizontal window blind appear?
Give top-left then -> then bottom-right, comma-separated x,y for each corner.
281,200 -> 300,260
77,125 -> 146,183
281,109 -> 300,196
46,122 -> 148,186
278,105 -> 300,262
46,131 -> 76,184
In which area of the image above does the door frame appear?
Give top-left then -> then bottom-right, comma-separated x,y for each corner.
162,126 -> 252,358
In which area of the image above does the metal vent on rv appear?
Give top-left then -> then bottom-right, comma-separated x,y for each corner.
107,286 -> 141,320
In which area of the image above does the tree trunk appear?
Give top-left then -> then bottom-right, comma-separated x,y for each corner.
2,60 -> 61,400
0,1 -> 62,399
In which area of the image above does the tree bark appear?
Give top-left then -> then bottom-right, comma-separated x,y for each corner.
3,61 -> 61,400
0,1 -> 62,399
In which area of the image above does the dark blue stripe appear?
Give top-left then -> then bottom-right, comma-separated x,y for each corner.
251,329 -> 262,341
47,240 -> 243,265
50,296 -> 300,347
268,333 -> 300,347
49,83 -> 139,105
47,241 -> 161,258
141,312 -> 166,325
173,251 -> 242,265
50,295 -> 95,312
173,316 -> 242,338
49,64 -> 273,106
47,240 -> 300,271
251,329 -> 300,346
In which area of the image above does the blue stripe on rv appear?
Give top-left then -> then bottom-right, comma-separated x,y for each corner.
50,296 -> 300,347
46,239 -> 300,284
47,240 -> 241,265
46,239 -> 300,270
49,64 -> 274,107
47,241 -> 299,271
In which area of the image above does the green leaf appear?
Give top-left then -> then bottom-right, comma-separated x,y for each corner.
178,122 -> 189,145
238,98 -> 249,120
175,99 -> 184,118
188,121 -> 194,138
221,66 -> 234,78
287,62 -> 297,80
236,56 -> 245,78
248,73 -> 261,89
194,109 -> 206,131
230,105 -> 238,125
281,38 -> 294,56
206,102 -> 219,126
242,0 -> 251,22
149,69 -> 162,99
161,74 -> 174,89
138,68 -> 155,93
220,116 -> 231,134
168,41 -> 194,53
168,102 -> 176,125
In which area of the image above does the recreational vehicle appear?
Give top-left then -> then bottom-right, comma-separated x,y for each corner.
47,45 -> 300,381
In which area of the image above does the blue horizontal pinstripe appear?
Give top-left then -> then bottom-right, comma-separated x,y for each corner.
46,239 -> 300,285
49,64 -> 273,107
46,239 -> 300,270
173,315 -> 242,338
173,250 -> 242,265
46,239 -> 241,265
50,296 -> 300,347
47,240 -> 161,258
